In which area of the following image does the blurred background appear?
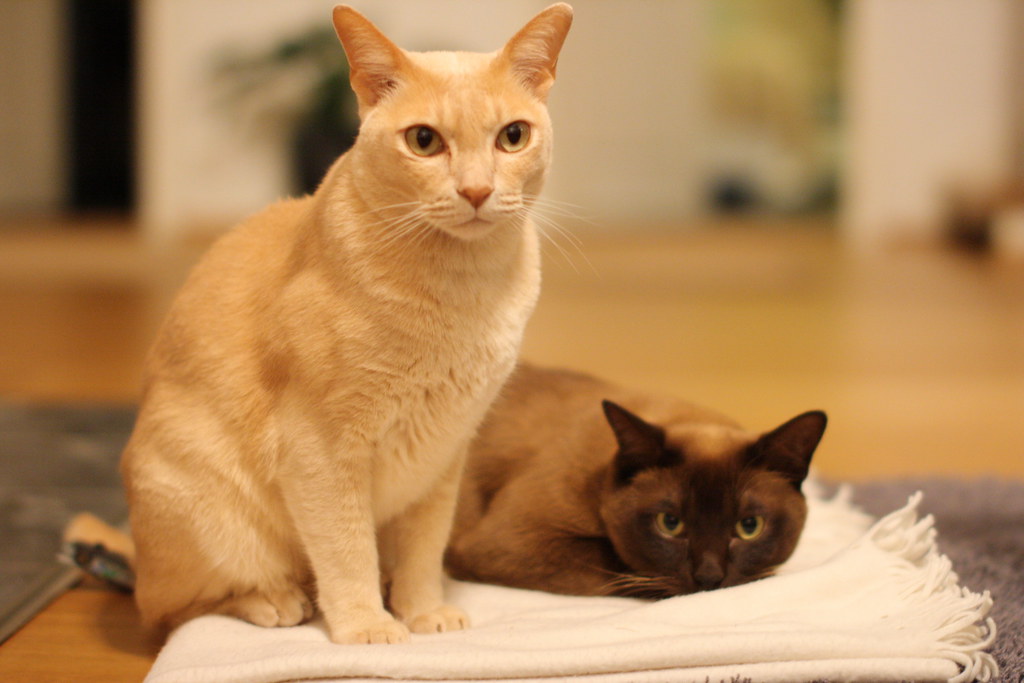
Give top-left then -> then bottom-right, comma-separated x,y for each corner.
1,0 -> 1022,481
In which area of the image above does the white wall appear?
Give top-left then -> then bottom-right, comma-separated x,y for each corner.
841,0 -> 1018,247
544,2 -> 707,225
136,0 -> 708,240
0,0 -> 66,213
1013,3 -> 1024,177
6,0 -> 1019,245
138,0 -> 334,240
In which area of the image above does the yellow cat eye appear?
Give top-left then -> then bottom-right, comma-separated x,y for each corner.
655,512 -> 684,538
405,126 -> 444,156
497,121 -> 531,152
735,516 -> 765,540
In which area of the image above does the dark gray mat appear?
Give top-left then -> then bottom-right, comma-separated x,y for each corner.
0,402 -> 134,642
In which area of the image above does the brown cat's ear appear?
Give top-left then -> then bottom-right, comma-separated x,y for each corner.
332,5 -> 410,115
749,411 -> 827,490
499,3 -> 574,101
602,400 -> 674,485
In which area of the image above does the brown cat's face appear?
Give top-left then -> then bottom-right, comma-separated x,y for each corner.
597,402 -> 826,597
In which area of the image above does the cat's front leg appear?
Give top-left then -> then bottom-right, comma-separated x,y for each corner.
278,423 -> 409,645
380,454 -> 469,634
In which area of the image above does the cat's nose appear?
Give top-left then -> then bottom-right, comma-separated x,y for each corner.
458,185 -> 493,208
693,554 -> 724,591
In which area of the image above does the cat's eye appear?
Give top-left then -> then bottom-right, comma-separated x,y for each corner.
405,126 -> 444,156
497,121 -> 531,152
654,512 -> 684,538
735,516 -> 765,540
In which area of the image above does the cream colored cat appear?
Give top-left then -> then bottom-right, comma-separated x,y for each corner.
120,4 -> 572,645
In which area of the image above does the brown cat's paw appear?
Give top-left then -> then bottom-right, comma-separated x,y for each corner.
223,586 -> 313,628
405,605 -> 470,634
330,613 -> 410,645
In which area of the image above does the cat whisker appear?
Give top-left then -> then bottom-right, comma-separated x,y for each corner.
407,216 -> 443,250
530,209 -> 584,249
374,207 -> 434,250
524,197 -> 598,240
522,207 -> 596,275
607,580 -> 677,599
522,199 -> 590,239
368,202 -> 420,228
746,567 -> 780,584
363,200 -> 422,215
595,569 -> 680,599
534,241 -> 560,269
535,212 -> 588,254
533,227 -> 578,273
523,194 -> 594,219
360,201 -> 428,246
374,220 -> 423,250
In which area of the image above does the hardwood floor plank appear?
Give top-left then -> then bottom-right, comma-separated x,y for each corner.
0,588 -> 160,683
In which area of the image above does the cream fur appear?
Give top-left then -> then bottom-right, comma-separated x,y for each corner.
120,4 -> 572,645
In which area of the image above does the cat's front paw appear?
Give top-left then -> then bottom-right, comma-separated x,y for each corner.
329,612 -> 411,645
405,604 -> 470,634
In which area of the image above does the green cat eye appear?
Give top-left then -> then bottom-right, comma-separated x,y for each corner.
655,512 -> 684,537
497,121 -> 531,152
735,516 -> 765,540
405,126 -> 444,156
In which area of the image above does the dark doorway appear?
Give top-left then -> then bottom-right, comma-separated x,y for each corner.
67,0 -> 136,212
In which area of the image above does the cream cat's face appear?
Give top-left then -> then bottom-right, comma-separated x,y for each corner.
334,5 -> 571,241
359,54 -> 553,240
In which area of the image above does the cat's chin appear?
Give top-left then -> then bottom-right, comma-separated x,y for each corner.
438,218 -> 501,241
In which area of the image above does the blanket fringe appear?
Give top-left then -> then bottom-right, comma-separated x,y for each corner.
867,493 -> 998,683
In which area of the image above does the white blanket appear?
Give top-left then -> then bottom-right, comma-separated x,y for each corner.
144,486 -> 998,683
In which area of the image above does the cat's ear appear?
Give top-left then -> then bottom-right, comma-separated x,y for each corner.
499,3 -> 573,101
749,411 -> 827,490
602,400 -> 672,485
332,5 -> 410,115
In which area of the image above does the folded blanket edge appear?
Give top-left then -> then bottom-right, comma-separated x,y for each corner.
869,492 -> 998,683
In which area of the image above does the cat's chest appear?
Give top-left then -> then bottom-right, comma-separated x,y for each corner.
385,262 -> 537,348
364,280 -> 538,521
369,362 -> 510,522
352,255 -> 539,380
280,239 -> 539,519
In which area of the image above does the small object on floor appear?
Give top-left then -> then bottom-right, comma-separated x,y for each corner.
61,511 -> 136,592
59,541 -> 135,592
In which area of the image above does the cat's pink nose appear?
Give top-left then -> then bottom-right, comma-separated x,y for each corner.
459,185 -> 493,208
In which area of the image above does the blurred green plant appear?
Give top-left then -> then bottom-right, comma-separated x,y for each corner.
213,25 -> 359,194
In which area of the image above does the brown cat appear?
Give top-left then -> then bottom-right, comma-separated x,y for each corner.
446,364 -> 825,597
120,5 -> 572,645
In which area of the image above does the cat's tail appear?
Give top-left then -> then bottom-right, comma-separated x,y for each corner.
61,512 -> 136,592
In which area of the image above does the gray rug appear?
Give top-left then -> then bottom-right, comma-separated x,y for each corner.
0,402 -> 133,642
846,477 -> 1022,682
0,405 -> 1018,680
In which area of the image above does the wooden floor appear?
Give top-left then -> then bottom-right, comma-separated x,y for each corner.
0,215 -> 1022,680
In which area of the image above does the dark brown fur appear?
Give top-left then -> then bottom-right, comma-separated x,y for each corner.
446,364 -> 826,597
